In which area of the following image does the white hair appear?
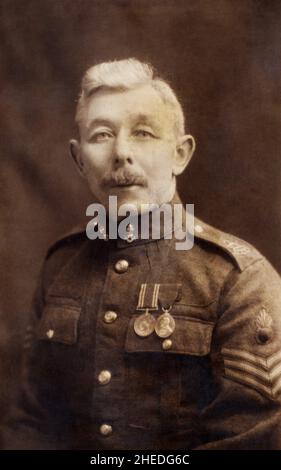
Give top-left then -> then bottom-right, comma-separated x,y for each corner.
75,58 -> 185,136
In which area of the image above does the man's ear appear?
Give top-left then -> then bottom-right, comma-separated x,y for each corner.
69,139 -> 85,177
173,134 -> 196,176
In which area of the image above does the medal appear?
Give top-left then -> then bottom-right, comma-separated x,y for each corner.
155,307 -> 176,338
134,309 -> 156,337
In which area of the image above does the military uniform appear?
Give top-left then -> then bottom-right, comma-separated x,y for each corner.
3,195 -> 281,450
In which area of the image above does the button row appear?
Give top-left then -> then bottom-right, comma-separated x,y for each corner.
99,310 -> 114,436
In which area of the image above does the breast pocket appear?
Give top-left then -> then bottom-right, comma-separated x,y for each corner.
124,313 -> 215,431
26,302 -> 82,413
37,303 -> 81,345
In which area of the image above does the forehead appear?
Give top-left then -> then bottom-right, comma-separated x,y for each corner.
83,84 -> 172,129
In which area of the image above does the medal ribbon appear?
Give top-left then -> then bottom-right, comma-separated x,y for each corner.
136,283 -> 160,310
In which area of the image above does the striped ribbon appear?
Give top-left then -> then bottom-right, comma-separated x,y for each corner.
137,283 -> 160,310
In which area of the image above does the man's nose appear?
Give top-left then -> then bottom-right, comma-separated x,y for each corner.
113,134 -> 134,167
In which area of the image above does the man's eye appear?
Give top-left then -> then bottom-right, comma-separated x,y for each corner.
92,132 -> 113,142
134,130 -> 154,139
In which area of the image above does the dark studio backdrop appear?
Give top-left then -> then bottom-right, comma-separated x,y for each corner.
0,0 -> 280,419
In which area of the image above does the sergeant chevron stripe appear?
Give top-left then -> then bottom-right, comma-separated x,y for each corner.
222,347 -> 281,399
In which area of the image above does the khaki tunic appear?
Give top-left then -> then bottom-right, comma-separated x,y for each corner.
3,204 -> 281,449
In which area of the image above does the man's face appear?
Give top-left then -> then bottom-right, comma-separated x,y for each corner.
71,84 -> 193,212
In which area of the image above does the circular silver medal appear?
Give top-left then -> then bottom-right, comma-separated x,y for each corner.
155,311 -> 176,338
134,311 -> 156,337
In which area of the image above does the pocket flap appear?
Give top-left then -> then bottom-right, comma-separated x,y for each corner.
125,315 -> 214,356
37,304 -> 81,345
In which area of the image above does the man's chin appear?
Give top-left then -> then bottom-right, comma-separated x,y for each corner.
107,187 -> 149,213
96,186 -> 174,215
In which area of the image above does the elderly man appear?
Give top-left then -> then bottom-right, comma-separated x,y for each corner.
3,58 -> 281,450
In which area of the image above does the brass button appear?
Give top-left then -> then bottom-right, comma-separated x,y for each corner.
100,424 -> 112,436
114,259 -> 129,273
162,339 -> 172,350
46,329 -> 54,339
98,370 -> 112,385
104,311 -> 118,324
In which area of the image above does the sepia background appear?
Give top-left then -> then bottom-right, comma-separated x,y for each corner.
0,0 -> 281,418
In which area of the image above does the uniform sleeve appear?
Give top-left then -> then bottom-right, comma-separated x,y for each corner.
197,257 -> 281,449
1,263 -> 73,450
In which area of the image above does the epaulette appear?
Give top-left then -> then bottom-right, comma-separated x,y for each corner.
46,224 -> 86,259
193,217 -> 263,272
